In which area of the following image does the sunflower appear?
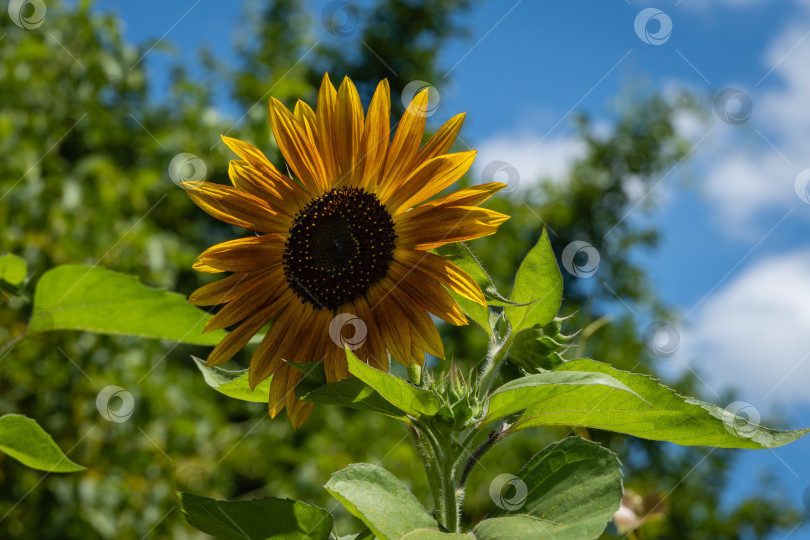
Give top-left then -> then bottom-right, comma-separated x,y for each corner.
186,74 -> 509,428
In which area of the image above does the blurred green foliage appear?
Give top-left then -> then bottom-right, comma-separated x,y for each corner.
0,1 -> 802,538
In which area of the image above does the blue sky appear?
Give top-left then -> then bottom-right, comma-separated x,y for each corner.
95,0 -> 810,532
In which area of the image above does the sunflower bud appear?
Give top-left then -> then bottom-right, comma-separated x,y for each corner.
508,315 -> 577,373
427,364 -> 480,430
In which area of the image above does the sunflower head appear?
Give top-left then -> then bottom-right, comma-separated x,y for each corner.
186,74 -> 509,428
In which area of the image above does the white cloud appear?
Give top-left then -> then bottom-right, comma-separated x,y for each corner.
473,131 -> 585,189
675,249 -> 810,408
692,18 -> 810,235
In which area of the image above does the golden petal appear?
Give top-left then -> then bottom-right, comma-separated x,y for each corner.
204,270 -> 286,332
220,135 -> 310,207
269,97 -> 328,194
395,206 -> 509,251
185,182 -> 290,233
377,89 -> 429,198
368,289 -> 413,367
415,112 -> 466,164
406,182 -> 506,219
333,77 -> 364,187
382,284 -> 445,359
359,79 -> 390,190
194,234 -> 285,273
189,270 -> 272,306
385,150 -> 477,213
268,363 -> 291,418
387,262 -> 467,325
289,401 -> 315,430
316,73 -> 339,185
205,303 -> 275,367
394,249 -> 486,306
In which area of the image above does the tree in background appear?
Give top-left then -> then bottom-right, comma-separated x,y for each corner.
0,1 -> 801,538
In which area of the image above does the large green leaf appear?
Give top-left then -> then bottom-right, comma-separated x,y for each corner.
0,254 -> 27,286
346,350 -> 441,420
478,437 -> 622,539
484,370 -> 646,423
192,357 -> 271,403
504,229 -> 563,335
0,414 -> 85,473
515,359 -> 810,448
33,265 -> 225,345
179,493 -> 333,540
325,463 -> 440,540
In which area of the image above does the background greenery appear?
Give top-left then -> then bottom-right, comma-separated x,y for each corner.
0,1 -> 802,538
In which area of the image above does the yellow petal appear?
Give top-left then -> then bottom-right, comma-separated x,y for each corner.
395,206 -> 509,251
269,97 -> 328,194
316,73 -> 339,185
333,77 -> 364,187
189,270 -> 272,306
185,182 -> 290,233
415,112 -> 466,164
387,262 -> 467,325
220,135 -> 310,207
382,284 -> 445,359
385,150 -> 477,213
194,235 -> 285,273
406,182 -> 506,219
394,249 -> 486,306
378,89 -> 429,198
204,270 -> 286,332
205,304 -> 274,367
268,363 -> 291,418
359,79 -> 390,190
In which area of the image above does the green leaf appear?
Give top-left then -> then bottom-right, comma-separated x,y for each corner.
33,265 -> 225,345
504,229 -> 563,335
0,254 -> 27,286
292,360 -> 410,421
325,463 -> 440,540
481,437 -> 623,539
179,493 -> 333,540
401,531 -> 470,539
192,357 -> 271,403
346,350 -> 441,420
298,377 -> 410,421
515,359 -> 810,448
0,414 -> 85,473
484,370 -> 646,423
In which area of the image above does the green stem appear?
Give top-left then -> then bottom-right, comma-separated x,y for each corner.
411,422 -> 463,533
476,332 -> 515,401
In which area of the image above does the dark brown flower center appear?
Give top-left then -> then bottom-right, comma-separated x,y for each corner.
283,186 -> 396,310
